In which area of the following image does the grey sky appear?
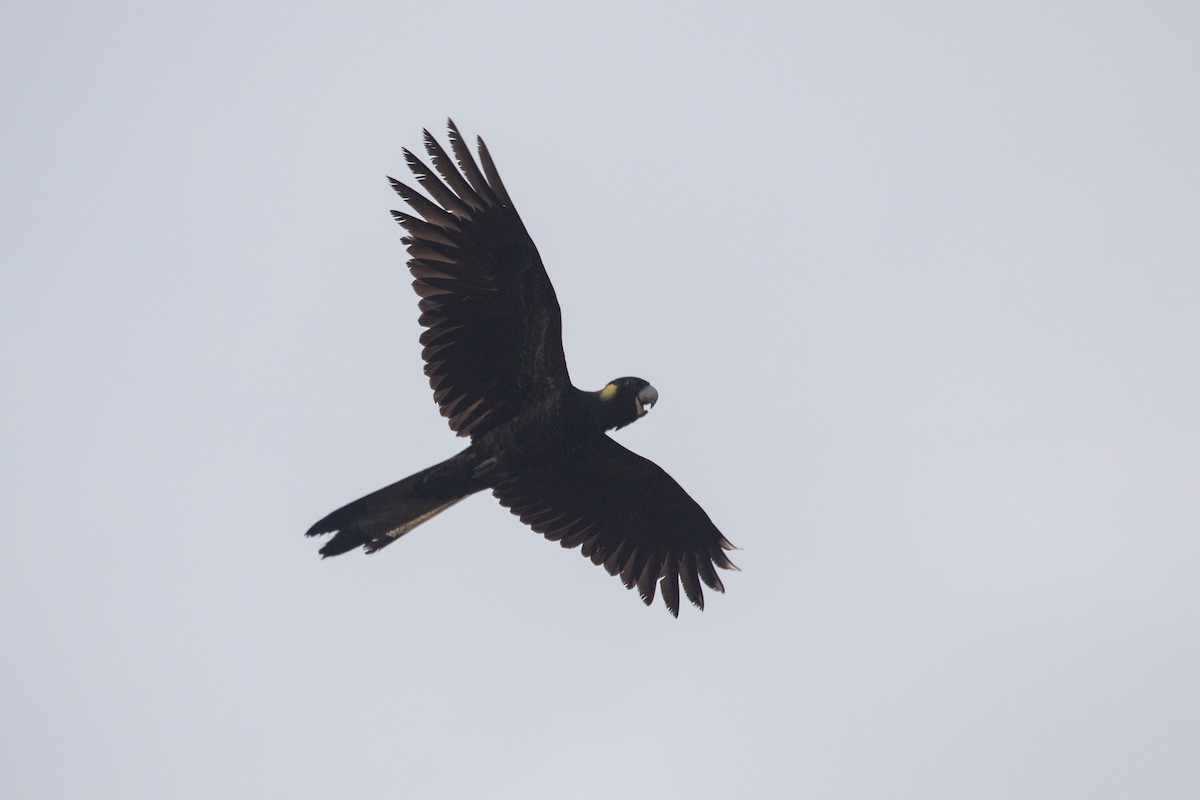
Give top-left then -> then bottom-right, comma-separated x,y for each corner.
2,2 -> 1197,798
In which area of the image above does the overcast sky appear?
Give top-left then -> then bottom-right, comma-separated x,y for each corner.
3,2 -> 1198,798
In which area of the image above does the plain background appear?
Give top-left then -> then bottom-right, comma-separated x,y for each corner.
3,2 -> 1197,798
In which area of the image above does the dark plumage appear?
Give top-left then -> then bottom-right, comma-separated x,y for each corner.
307,120 -> 736,616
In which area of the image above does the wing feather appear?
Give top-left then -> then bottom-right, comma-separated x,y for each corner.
424,129 -> 486,211
679,554 -> 705,611
476,137 -> 514,208
659,559 -> 681,617
446,120 -> 498,203
404,149 -> 474,217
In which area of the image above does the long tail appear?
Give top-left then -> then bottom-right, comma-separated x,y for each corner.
306,456 -> 483,557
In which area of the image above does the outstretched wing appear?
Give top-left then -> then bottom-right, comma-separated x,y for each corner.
492,437 -> 738,616
390,120 -> 571,439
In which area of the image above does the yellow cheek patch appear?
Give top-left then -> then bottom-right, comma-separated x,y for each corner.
599,383 -> 618,401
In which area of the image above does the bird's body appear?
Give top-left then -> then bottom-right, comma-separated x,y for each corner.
307,121 -> 736,616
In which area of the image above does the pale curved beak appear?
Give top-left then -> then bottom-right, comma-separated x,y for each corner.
636,384 -> 659,417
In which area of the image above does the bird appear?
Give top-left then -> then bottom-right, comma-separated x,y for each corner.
306,120 -> 737,616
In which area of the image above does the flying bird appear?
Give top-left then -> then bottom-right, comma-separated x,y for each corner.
306,121 -> 737,616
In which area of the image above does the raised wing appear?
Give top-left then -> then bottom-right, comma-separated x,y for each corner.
390,120 -> 571,439
492,437 -> 738,616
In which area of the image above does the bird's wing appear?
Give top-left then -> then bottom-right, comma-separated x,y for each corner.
390,120 -> 570,439
491,436 -> 738,616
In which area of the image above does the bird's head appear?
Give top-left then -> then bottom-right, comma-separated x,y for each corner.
596,377 -> 658,431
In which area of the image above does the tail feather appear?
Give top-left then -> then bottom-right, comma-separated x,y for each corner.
306,458 -> 481,556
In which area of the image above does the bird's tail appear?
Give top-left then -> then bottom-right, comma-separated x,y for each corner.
306,455 -> 482,557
